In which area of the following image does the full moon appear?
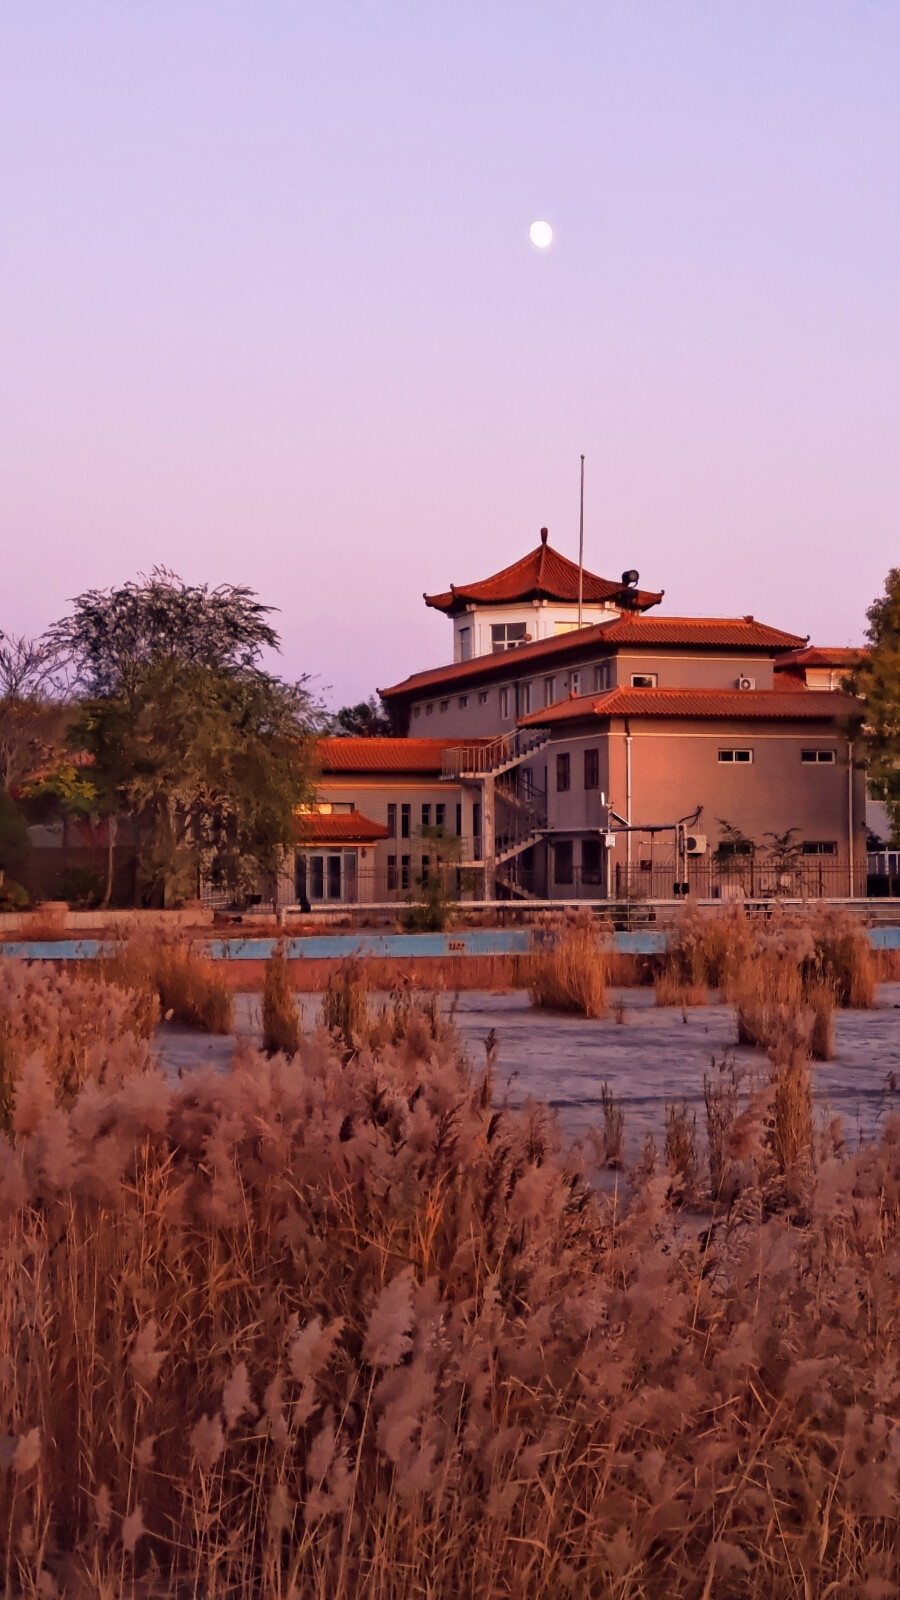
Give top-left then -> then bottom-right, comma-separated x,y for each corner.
529,219 -> 553,249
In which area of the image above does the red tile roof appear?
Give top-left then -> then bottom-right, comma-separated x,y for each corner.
297,811 -> 388,844
317,737 -> 489,774
518,686 -> 861,726
424,535 -> 662,614
776,646 -> 864,669
380,615 -> 807,700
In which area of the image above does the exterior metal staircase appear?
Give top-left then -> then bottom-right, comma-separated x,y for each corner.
441,729 -> 550,781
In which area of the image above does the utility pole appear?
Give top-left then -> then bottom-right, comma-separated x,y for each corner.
577,454 -> 585,629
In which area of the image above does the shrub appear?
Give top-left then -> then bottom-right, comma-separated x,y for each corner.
528,918 -> 607,1017
0,876 -> 29,911
261,943 -> 301,1056
56,864 -> 104,908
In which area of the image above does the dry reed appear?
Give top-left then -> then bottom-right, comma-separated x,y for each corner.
528,919 -> 607,1017
99,930 -> 233,1033
3,968 -> 900,1595
599,1081 -> 625,1167
262,944 -> 301,1056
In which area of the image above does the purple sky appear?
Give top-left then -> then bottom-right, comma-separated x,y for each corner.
3,2 -> 899,707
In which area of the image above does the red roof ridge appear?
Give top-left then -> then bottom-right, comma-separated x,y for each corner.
518,685 -> 861,727
381,614 -> 807,700
422,535 -> 662,614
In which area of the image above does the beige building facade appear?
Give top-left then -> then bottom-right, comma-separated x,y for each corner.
293,532 -> 865,905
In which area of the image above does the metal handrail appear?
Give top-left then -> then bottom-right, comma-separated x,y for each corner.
441,728 -> 549,779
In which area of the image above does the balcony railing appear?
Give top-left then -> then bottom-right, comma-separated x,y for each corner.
441,728 -> 550,779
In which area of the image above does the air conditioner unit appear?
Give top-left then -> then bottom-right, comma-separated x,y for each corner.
685,833 -> 708,855
736,676 -> 756,691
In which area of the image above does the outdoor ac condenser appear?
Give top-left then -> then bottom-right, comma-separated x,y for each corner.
685,834 -> 708,855
736,676 -> 756,690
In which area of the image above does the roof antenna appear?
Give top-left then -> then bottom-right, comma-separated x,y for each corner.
577,454 -> 585,629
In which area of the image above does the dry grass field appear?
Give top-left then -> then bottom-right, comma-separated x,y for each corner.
1,923 -> 900,1596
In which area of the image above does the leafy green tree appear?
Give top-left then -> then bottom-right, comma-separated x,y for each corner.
53,571 -> 321,906
75,658 -> 316,906
49,569 -> 281,699
328,695 -> 395,737
403,825 -> 467,931
846,569 -> 900,839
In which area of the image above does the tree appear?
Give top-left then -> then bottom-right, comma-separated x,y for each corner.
53,570 -> 322,906
846,569 -> 900,839
49,569 -> 280,699
328,695 -> 395,737
74,658 -> 317,906
0,787 -> 28,875
0,631 -> 69,794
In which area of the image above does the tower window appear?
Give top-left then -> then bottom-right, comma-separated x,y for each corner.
491,622 -> 528,652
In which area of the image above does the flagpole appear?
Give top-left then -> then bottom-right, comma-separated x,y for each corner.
577,454 -> 585,628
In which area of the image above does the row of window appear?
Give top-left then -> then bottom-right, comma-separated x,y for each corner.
386,854 -> 447,891
413,663 -> 624,720
717,749 -> 837,765
554,747 -> 837,792
386,802 -> 457,839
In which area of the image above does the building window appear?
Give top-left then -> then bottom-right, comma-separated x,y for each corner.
582,838 -> 602,884
584,749 -> 599,789
491,621 -> 528,652
802,840 -> 838,855
436,803 -> 445,829
309,857 -> 324,900
458,695 -> 468,708
425,703 -> 433,717
717,839 -> 753,858
413,705 -> 421,719
593,663 -> 610,692
801,749 -> 836,764
569,672 -> 581,696
631,673 -> 657,689
459,626 -> 471,661
554,840 -> 574,883
499,687 -> 511,719
544,676 -> 555,707
387,803 -> 397,838
520,682 -> 531,715
478,691 -> 488,705
421,855 -> 430,883
455,803 -> 462,836
387,855 -> 397,891
421,804 -> 431,827
554,621 -> 579,635
718,749 -> 753,763
439,699 -> 449,712
327,855 -> 342,900
401,855 -> 411,890
556,753 -> 571,792
401,804 -> 411,838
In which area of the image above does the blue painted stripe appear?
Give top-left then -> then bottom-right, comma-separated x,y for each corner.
2,923 -> 897,961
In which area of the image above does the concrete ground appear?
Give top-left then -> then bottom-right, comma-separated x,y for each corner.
153,985 -> 900,1158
